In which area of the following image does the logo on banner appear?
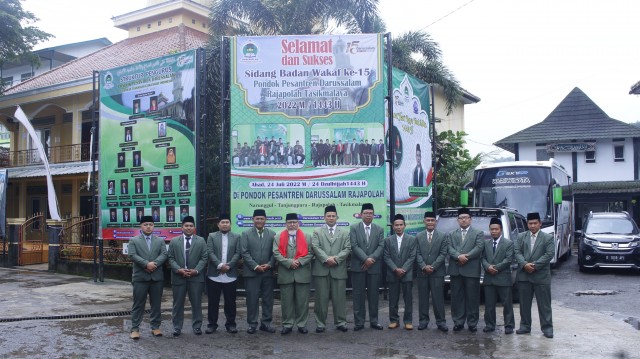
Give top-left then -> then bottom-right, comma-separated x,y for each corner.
240,41 -> 260,63
177,54 -> 194,67
103,72 -> 114,89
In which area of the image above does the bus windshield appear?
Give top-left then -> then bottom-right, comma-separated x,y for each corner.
473,166 -> 553,223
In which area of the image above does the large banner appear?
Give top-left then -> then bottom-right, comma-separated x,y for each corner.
0,169 -> 6,237
99,50 -> 198,240
231,34 -> 386,232
386,67 -> 432,234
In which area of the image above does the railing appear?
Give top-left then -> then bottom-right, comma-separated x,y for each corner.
1,143 -> 92,167
59,216 -> 131,264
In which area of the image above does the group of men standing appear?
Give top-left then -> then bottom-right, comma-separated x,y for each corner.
312,138 -> 385,167
128,205 -> 554,340
234,137 -> 305,167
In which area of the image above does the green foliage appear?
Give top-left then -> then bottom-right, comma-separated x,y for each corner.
0,0 -> 52,93
434,130 -> 481,209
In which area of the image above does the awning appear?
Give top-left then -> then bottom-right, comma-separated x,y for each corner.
572,180 -> 640,195
7,161 -> 97,179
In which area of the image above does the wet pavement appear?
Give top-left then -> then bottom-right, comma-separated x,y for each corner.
0,260 -> 638,359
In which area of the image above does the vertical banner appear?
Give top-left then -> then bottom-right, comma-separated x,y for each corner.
0,169 -> 6,237
386,67 -> 432,234
231,34 -> 386,232
99,50 -> 198,240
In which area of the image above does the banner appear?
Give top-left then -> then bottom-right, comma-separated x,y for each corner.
99,50 -> 198,240
231,34 -> 386,232
385,67 -> 432,234
0,169 -> 6,237
14,106 -> 61,220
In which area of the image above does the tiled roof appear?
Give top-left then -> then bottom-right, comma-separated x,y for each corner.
573,180 -> 640,195
4,25 -> 209,96
494,87 -> 640,153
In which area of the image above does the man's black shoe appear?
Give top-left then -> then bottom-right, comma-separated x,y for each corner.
226,326 -> 238,334
370,323 -> 383,330
259,325 -> 276,333
516,329 -> 530,335
336,325 -> 348,332
205,326 -> 216,334
172,330 -> 181,337
315,327 -> 325,333
543,332 -> 554,339
247,327 -> 257,334
468,326 -> 477,332
418,324 -> 428,330
504,327 -> 514,335
353,325 -> 364,331
483,327 -> 495,332
281,327 -> 292,335
453,325 -> 464,332
193,328 -> 202,335
437,325 -> 449,332
298,327 -> 308,334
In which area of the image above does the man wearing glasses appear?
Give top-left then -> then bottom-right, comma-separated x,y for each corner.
448,207 -> 484,332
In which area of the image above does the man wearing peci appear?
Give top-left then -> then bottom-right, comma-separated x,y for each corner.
206,214 -> 241,334
311,205 -> 351,333
273,213 -> 314,334
240,209 -> 277,334
415,211 -> 449,332
167,216 -> 208,336
383,213 -> 417,330
349,203 -> 385,331
514,212 -> 555,339
412,144 -> 425,187
127,215 -> 168,339
481,217 -> 515,334
448,207 -> 485,332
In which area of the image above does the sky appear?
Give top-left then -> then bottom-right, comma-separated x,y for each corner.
21,0 -> 640,157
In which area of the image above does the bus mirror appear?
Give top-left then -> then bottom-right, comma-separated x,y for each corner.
553,186 -> 562,205
460,189 -> 469,207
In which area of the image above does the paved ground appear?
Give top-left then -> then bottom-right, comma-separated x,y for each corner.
0,261 -> 638,359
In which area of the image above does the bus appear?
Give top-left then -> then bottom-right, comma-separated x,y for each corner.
461,160 -> 574,265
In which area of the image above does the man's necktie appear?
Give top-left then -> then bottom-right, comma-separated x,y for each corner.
462,229 -> 467,242
258,230 -> 263,239
289,235 -> 296,247
428,232 -> 432,243
329,228 -> 334,237
146,236 -> 151,251
185,236 -> 191,268
493,240 -> 498,254
365,226 -> 370,242
530,234 -> 536,249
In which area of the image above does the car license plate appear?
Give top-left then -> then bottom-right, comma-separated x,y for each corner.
605,255 -> 625,262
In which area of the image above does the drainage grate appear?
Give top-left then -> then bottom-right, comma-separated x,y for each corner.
0,309 -> 158,323
573,290 -> 621,296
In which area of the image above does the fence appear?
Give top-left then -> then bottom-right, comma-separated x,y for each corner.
59,217 -> 131,264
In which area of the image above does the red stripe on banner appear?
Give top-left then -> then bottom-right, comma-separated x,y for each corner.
232,168 -> 358,180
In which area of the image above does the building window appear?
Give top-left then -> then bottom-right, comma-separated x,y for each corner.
536,148 -> 552,161
147,23 -> 151,29
20,72 -> 33,82
192,19 -> 196,24
137,26 -> 140,31
169,17 -> 172,23
585,150 -> 595,163
614,143 -> 625,162
202,22 -> 206,28
157,20 -> 161,26
2,76 -> 12,86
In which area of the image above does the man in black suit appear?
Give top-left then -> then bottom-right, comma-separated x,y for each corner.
412,144 -> 425,187
377,139 -> 385,166
349,203 -> 384,331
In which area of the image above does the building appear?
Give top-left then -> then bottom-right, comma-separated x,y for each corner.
0,0 -> 210,221
495,87 -> 640,228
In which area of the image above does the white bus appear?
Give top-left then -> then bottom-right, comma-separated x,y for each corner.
462,160 -> 574,265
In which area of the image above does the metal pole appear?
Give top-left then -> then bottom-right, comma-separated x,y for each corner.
196,48 -> 207,234
430,85 -> 438,212
91,70 -> 98,282
385,33 -> 395,230
219,37 -> 228,215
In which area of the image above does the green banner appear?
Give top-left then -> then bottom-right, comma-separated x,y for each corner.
386,67 -> 432,234
231,35 -> 386,232
99,50 -> 198,240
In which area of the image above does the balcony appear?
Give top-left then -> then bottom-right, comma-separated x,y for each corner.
0,143 -> 93,168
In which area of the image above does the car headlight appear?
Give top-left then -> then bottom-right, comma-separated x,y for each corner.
629,241 -> 640,248
583,237 -> 599,246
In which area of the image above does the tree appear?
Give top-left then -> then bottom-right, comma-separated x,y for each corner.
0,0 -> 52,93
434,130 -> 482,209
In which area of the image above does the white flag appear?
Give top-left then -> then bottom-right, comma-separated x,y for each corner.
14,106 -> 62,220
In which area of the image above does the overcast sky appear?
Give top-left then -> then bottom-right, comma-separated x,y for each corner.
22,0 -> 640,157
